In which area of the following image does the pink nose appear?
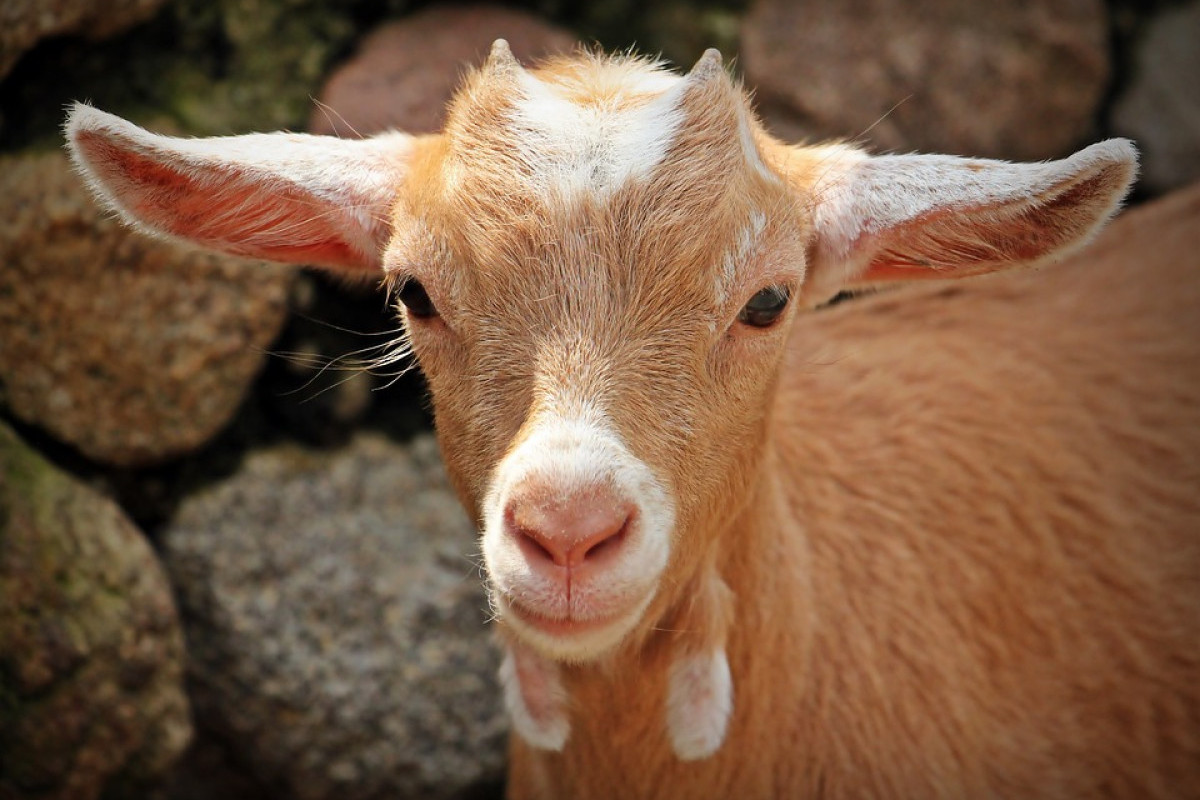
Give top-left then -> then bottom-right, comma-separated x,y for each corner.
506,487 -> 634,569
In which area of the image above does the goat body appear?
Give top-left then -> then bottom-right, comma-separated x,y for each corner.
520,183 -> 1200,799
65,44 -> 1200,799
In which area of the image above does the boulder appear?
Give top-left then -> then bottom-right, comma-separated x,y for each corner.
1111,1 -> 1200,196
0,0 -> 166,79
310,5 -> 577,137
161,433 -> 507,800
740,0 -> 1109,160
0,420 -> 192,800
0,152 -> 294,467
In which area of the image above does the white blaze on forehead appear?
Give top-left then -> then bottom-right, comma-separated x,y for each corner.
508,66 -> 689,199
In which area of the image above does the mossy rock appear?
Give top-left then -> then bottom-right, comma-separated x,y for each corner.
0,422 -> 192,799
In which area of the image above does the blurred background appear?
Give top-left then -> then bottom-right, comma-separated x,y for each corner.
0,1 -> 1196,798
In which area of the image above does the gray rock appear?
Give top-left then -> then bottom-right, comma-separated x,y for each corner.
310,5 -> 577,138
1111,2 -> 1200,195
0,152 -> 295,467
0,420 -> 192,800
161,433 -> 507,800
0,0 -> 166,79
740,0 -> 1110,160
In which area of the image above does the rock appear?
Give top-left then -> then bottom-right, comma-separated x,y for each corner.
160,433 -> 507,800
740,0 -> 1109,160
1,0 -> 368,150
0,0 -> 167,79
1111,2 -> 1200,196
640,3 -> 743,69
0,152 -> 295,467
172,0 -> 360,136
0,420 -> 192,799
310,5 -> 577,137
159,735 -> 273,800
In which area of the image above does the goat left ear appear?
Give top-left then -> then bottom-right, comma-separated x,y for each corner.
800,139 -> 1139,303
65,103 -> 416,272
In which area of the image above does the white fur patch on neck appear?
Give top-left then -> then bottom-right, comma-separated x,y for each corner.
508,68 -> 688,200
667,648 -> 733,760
501,640 -> 571,751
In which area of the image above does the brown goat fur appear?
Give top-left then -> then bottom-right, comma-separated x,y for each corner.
511,183 -> 1200,799
65,46 -> 1200,799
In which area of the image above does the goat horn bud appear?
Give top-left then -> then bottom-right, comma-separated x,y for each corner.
688,48 -> 725,80
487,39 -> 524,75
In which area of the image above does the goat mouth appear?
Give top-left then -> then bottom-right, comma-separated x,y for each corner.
498,592 -> 656,660
506,600 -> 628,636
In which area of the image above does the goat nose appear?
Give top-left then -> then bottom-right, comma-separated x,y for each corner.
506,488 -> 634,569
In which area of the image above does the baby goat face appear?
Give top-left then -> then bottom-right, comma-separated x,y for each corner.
385,49 -> 805,662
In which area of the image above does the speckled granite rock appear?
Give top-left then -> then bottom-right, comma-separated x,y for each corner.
1111,2 -> 1200,195
310,5 -> 577,137
741,0 -> 1109,160
0,420 -> 192,800
0,0 -> 166,78
0,151 -> 295,466
161,433 -> 507,800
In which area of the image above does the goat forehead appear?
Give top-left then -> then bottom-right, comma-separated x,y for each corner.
434,197 -> 760,328
399,56 -> 801,324
398,188 -> 787,342
467,245 -> 717,351
441,56 -> 763,209
502,64 -> 688,199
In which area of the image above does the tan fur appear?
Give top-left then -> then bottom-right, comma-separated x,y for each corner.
64,49 -> 1200,799
503,181 -> 1200,800
390,59 -> 1199,796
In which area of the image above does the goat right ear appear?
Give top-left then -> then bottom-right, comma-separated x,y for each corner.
797,139 -> 1138,304
65,103 -> 417,272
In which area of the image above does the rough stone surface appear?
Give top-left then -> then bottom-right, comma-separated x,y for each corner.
161,433 -> 507,800
1111,2 -> 1200,195
741,0 -> 1110,160
0,420 -> 192,799
169,0 -> 360,136
0,152 -> 295,467
310,5 -> 577,137
0,0 -> 167,79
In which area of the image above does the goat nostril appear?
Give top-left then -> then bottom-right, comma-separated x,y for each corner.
514,521 -> 561,565
505,497 -> 635,569
577,515 -> 630,563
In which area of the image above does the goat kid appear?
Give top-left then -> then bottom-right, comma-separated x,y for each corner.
66,44 -> 1200,798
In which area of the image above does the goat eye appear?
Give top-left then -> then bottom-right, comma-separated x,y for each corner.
397,278 -> 438,319
737,286 -> 790,328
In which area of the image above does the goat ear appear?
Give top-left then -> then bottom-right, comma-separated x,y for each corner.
801,140 -> 1139,302
65,103 -> 416,272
